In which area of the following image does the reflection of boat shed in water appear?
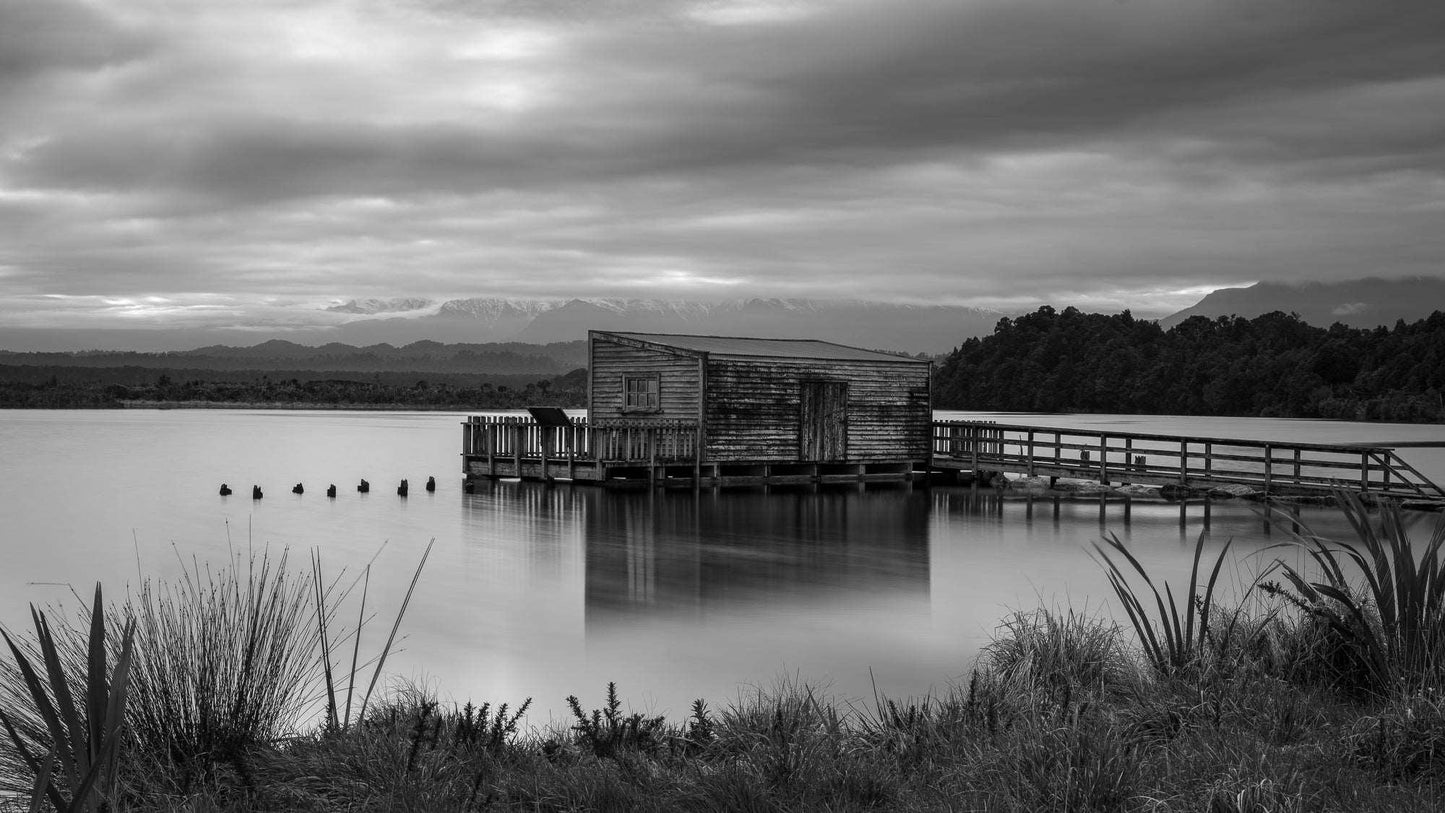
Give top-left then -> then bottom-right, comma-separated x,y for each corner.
462,330 -> 933,486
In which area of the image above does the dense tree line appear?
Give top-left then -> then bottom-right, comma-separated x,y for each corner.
0,368 -> 587,410
933,308 -> 1445,422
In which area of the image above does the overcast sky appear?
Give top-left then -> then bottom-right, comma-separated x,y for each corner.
2,0 -> 1443,334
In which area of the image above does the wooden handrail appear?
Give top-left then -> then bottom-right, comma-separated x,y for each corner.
930,419 -> 1445,457
929,419 -> 1445,500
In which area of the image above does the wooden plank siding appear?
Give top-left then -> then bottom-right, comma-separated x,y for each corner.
588,338 -> 702,422
704,357 -> 931,463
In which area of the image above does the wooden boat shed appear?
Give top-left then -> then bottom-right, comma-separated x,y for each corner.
462,331 -> 933,486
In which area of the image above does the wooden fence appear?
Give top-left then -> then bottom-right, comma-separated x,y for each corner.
463,415 -> 700,466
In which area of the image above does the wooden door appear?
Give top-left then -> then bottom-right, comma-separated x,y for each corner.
800,381 -> 848,461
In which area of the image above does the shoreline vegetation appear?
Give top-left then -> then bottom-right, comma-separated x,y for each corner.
0,370 -> 589,411
4,495 -> 1445,810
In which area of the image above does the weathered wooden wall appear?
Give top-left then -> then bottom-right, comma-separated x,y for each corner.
588,338 -> 701,421
705,357 -> 931,463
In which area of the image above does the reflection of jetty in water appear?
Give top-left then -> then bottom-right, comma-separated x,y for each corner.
930,489 -> 1302,536
462,481 -> 933,629
925,488 -> 1408,549
582,485 -> 931,628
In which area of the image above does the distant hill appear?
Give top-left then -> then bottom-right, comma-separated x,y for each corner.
1161,277 -> 1445,329
0,339 -> 591,408
0,340 -> 588,376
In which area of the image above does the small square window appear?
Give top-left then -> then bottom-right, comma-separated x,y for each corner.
623,375 -> 660,412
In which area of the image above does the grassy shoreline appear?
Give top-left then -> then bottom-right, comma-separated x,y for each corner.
4,497 -> 1445,811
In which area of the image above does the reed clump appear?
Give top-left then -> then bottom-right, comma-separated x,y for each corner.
122,549 -> 319,793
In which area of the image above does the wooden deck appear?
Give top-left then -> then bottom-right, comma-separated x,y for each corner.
461,415 -> 923,487
462,415 -> 1445,502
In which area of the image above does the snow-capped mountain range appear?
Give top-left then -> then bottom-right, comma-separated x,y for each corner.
328,297 -> 1007,354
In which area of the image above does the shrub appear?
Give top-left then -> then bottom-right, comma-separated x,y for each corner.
565,683 -> 668,760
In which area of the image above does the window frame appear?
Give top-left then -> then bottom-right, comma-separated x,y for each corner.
621,373 -> 662,413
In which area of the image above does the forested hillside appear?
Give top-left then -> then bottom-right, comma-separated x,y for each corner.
933,308 -> 1445,422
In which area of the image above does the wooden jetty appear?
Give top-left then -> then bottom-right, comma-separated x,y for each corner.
461,331 -> 1445,502
462,415 -> 1445,502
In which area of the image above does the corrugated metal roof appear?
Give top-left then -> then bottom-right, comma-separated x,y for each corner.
599,332 -> 929,363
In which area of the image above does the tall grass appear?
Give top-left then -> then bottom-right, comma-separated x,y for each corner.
983,607 -> 1140,699
1268,491 -> 1445,695
0,584 -> 134,813
311,538 -> 434,733
122,548 -> 320,789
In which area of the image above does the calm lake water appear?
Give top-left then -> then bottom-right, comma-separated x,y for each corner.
1,409 -> 1442,724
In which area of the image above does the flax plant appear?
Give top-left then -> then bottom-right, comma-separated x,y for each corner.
1092,531 -> 1236,676
1270,491 -> 1445,695
0,584 -> 134,813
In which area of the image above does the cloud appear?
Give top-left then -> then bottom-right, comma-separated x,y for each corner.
1,0 -> 1443,336
0,0 -> 152,82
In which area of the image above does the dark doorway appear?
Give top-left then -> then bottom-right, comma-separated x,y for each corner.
800,381 -> 848,461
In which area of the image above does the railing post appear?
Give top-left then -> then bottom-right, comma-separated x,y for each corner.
513,421 -> 522,477
1027,430 -> 1035,477
1179,440 -> 1188,484
1361,451 -> 1370,494
649,426 -> 658,485
1263,444 -> 1272,496
1099,435 -> 1108,485
486,418 -> 495,473
970,424 -> 979,474
568,422 -> 576,479
694,422 -> 703,485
